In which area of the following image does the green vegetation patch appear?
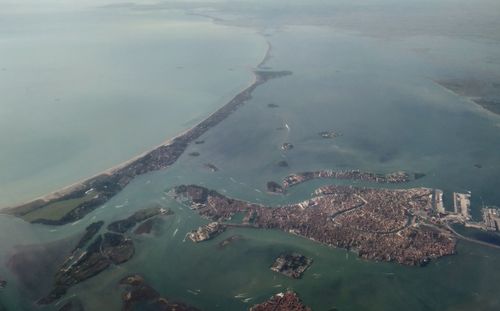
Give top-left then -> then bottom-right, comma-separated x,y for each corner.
21,190 -> 98,222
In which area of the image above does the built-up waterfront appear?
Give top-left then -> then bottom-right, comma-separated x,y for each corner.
173,184 -> 456,266
2,1 -> 500,311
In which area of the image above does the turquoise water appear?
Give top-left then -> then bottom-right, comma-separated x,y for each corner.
1,1 -> 500,310
0,6 -> 266,207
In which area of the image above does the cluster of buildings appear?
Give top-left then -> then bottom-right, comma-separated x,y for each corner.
188,222 -> 226,242
270,253 -> 313,279
175,184 -> 456,266
250,291 -> 311,311
482,207 -> 500,231
282,169 -> 410,189
176,182 -> 499,266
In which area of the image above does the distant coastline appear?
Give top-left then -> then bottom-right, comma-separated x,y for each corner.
434,79 -> 500,117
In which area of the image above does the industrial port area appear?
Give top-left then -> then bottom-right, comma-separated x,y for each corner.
435,190 -> 500,234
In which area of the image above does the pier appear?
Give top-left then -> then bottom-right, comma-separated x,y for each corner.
453,192 -> 471,220
483,207 -> 500,231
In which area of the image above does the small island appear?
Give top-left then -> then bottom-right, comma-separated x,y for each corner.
277,160 -> 289,168
266,181 -> 284,194
250,291 -> 311,311
282,170 -> 412,189
217,235 -> 242,249
107,205 -> 170,234
281,143 -> 294,151
188,222 -> 226,242
203,163 -> 219,172
119,274 -> 200,311
133,218 -> 156,235
318,130 -> 342,139
270,253 -> 312,279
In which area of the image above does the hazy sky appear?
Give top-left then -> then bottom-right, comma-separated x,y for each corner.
0,0 -> 141,13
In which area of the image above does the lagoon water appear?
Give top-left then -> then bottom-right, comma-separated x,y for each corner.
1,1 -> 500,311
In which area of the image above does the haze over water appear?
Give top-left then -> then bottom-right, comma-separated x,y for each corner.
0,3 -> 266,207
1,1 -> 500,310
